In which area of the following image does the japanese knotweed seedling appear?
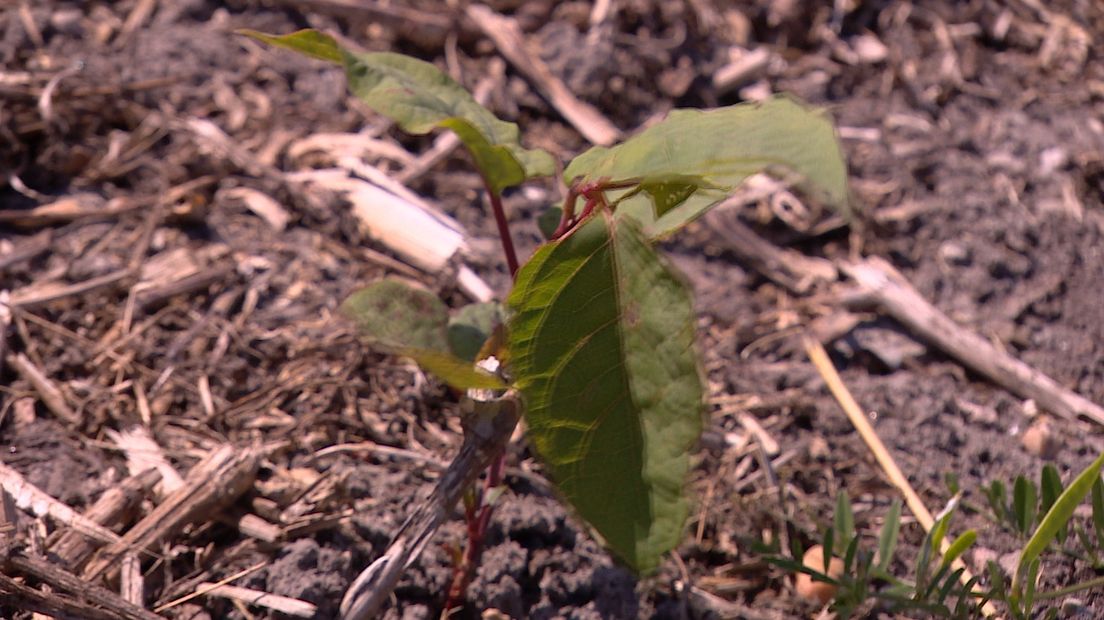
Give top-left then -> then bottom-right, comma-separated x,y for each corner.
242,29 -> 849,575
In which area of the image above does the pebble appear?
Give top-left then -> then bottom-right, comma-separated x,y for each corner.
795,545 -> 844,605
1022,418 -> 1059,459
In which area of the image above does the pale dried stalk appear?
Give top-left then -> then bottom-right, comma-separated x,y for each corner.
48,468 -> 162,568
841,257 -> 1104,424
7,353 -> 80,424
465,4 -> 620,146
82,444 -> 260,582
196,582 -> 317,618
0,461 -> 123,547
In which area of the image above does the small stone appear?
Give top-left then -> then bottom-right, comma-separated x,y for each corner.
1022,418 -> 1058,459
795,545 -> 844,605
49,9 -> 84,36
939,241 -> 971,266
852,34 -> 888,64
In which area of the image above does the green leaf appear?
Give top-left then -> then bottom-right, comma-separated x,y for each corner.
239,28 -> 343,63
537,205 -> 564,240
834,490 -> 856,546
1091,477 -> 1104,542
986,480 -> 1009,525
506,213 -> 703,572
939,529 -> 977,572
240,29 -> 555,193
1040,464 -> 1066,543
822,527 -> 836,572
341,280 -> 505,390
877,500 -> 902,572
563,95 -> 849,237
1014,451 -> 1104,596
448,302 -> 502,362
1013,475 -> 1038,535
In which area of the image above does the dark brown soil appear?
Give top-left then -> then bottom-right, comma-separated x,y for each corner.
2,1 -> 1103,619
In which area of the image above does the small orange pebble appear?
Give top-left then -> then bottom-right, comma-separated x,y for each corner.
795,544 -> 845,605
1022,419 -> 1059,459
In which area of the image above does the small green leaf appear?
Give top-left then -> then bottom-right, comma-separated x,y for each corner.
341,280 -> 505,390
241,29 -> 555,193
834,490 -> 856,546
945,472 -> 960,495
506,213 -> 703,572
1014,451 -> 1104,596
939,529 -> 977,572
1091,477 -> 1104,542
537,205 -> 564,240
1013,475 -> 1038,535
342,279 -> 449,351
239,28 -> 343,63
1040,464 -> 1066,543
986,480 -> 1009,525
1040,465 -> 1063,515
877,500 -> 902,571
822,527 -> 836,572
986,560 -> 1006,600
404,349 -> 507,390
448,302 -> 502,362
563,96 -> 849,237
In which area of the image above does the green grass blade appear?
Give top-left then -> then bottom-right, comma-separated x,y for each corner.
1013,475 -> 1037,535
1040,464 -> 1067,544
939,529 -> 977,573
835,490 -> 856,546
1013,450 -> 1104,596
1091,477 -> 1104,542
877,500 -> 902,572
822,527 -> 836,572
843,535 -> 860,573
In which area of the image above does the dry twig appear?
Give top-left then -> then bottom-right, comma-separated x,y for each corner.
465,4 -> 620,146
841,257 -> 1104,425
82,444 -> 261,582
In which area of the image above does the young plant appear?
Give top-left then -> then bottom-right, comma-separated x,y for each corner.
241,28 -> 849,595
766,451 -> 1104,619
765,492 -> 982,619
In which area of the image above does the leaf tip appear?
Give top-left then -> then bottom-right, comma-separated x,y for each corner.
237,28 -> 344,65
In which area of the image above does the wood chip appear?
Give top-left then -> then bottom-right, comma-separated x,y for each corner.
197,582 -> 317,618
0,461 -> 123,548
7,353 -> 80,424
713,47 -> 772,93
221,187 -> 291,231
106,426 -> 186,497
48,469 -> 162,569
82,444 -> 260,582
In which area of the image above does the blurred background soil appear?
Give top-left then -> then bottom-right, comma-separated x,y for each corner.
1,1 -> 1103,618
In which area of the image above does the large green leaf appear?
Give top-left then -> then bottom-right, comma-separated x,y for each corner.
506,213 -> 703,572
564,95 -> 849,237
240,29 -> 555,193
341,280 -> 505,390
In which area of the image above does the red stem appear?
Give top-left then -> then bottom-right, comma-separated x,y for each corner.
483,179 -> 519,277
